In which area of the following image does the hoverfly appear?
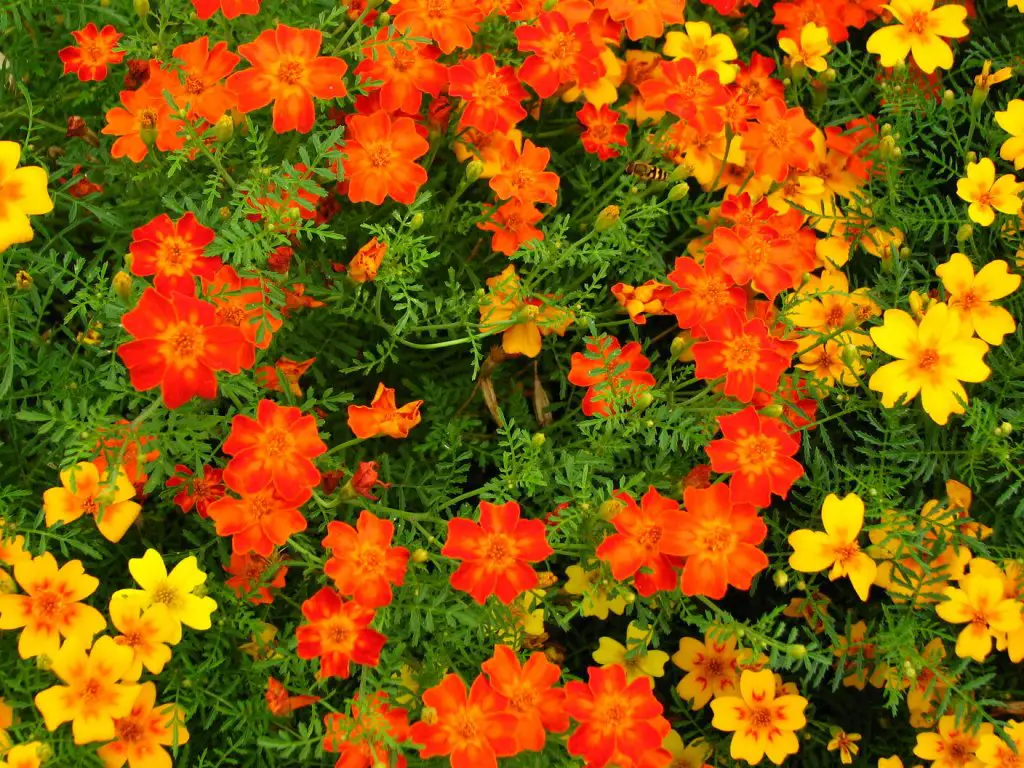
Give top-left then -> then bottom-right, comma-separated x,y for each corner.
624,161 -> 669,183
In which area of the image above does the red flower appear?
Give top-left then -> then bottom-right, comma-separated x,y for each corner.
166,464 -> 225,517
117,288 -> 253,409
341,110 -> 430,205
66,168 -> 103,198
223,399 -> 327,498
347,383 -> 423,439
391,0 -> 483,54
256,357 -> 315,397
481,645 -> 568,752
296,587 -> 386,679
343,461 -> 392,501
348,237 -> 388,283
441,500 -> 553,604
577,104 -> 629,161
673,483 -> 769,598
267,245 -> 294,273
172,37 -> 240,124
201,264 -> 283,351
567,336 -> 655,417
59,23 -> 125,82
564,665 -> 671,768
449,54 -> 528,134
735,52 -> 785,106
355,30 -> 448,114
665,254 -> 747,335
478,200 -> 545,256
515,12 -> 603,98
324,693 -> 410,768
595,487 -> 685,597
266,678 -> 320,717
741,98 -> 817,183
228,25 -> 348,134
191,0 -> 262,19
709,225 -> 801,300
207,486 -> 309,556
489,140 -> 560,206
323,510 -> 409,608
224,552 -> 288,604
409,674 -> 519,768
102,65 -> 186,163
129,212 -> 220,295
691,309 -> 794,403
705,406 -> 804,508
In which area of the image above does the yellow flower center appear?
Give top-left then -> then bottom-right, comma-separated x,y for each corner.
152,582 -> 182,609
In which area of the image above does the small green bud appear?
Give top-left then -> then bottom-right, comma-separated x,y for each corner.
409,212 -> 424,230
942,90 -> 956,109
599,499 -> 625,521
465,159 -> 484,183
1000,421 -> 1013,436
213,114 -> 234,143
668,182 -> 690,201
530,433 -> 546,448
594,205 -> 620,232
134,0 -> 150,16
760,404 -> 784,418
787,644 -> 807,660
773,571 -> 789,588
956,224 -> 974,242
634,392 -> 654,411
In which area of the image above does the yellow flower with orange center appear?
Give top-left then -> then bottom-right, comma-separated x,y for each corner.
0,742 -> 46,768
663,22 -> 738,84
593,622 -> 670,682
662,731 -> 712,768
0,141 -> 54,253
42,462 -> 141,544
479,265 -> 574,358
779,23 -> 832,73
789,492 -> 877,601
865,0 -> 969,74
109,595 -> 177,681
935,253 -> 1020,345
828,730 -> 862,764
995,100 -> 1024,171
564,562 -> 628,619
672,631 -> 750,709
914,715 -> 992,768
976,719 -> 1024,768
710,669 -> 808,765
956,159 -> 1024,227
936,569 -> 1023,661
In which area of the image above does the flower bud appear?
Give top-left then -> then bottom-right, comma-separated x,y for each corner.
598,498 -> 625,521
594,205 -> 620,232
113,271 -> 132,302
134,0 -> 150,17
530,433 -> 546,448
669,164 -> 691,182
668,182 -> 690,201
420,706 -> 438,725
536,571 -> 558,589
760,404 -> 784,418
411,548 -> 429,563
633,392 -> 654,411
1000,421 -> 1013,436
465,159 -> 484,183
36,653 -> 53,671
213,114 -> 234,143
881,123 -> 893,136
966,151 -> 977,164
795,580 -> 806,590
821,68 -> 837,83
35,742 -> 54,762
787,644 -> 807,660
841,344 -> 860,368
623,591 -> 636,604
409,212 -> 424,230
670,335 -> 687,359
14,269 -> 32,290
956,224 -> 974,242
942,89 -> 956,109
773,571 -> 789,588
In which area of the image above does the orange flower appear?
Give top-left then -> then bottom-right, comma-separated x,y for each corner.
191,0 -> 261,19
449,54 -> 528,134
441,500 -> 553,604
341,110 -> 430,205
323,510 -> 410,608
479,200 -> 545,256
489,140 -> 560,206
228,25 -> 348,134
172,37 -> 240,123
296,587 -> 386,679
347,383 -> 423,439
323,693 -> 410,768
355,30 -> 448,114
391,0 -> 483,54
348,237 -> 387,282
577,104 -> 629,161
224,552 -> 288,605
59,24 -> 125,82
568,336 -> 656,417
409,674 -> 519,768
481,645 -> 568,752
515,12 -> 604,98
564,664 -> 671,768
255,357 -> 315,396
200,264 -> 283,351
265,678 -> 319,717
611,281 -> 674,324
166,465 -> 225,517
709,225 -> 805,300
0,553 -> 106,659
597,0 -> 686,40
42,461 -> 141,544
665,254 -> 747,334
639,59 -> 729,122
742,98 -> 817,183
96,682 -> 189,767
102,66 -> 186,163
207,486 -> 309,557
129,212 -> 221,296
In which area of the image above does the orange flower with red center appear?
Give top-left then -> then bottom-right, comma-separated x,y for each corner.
117,289 -> 254,409
705,406 -> 804,508
596,486 -> 686,597
265,678 -> 320,717
296,586 -> 387,679
489,140 -> 561,206
409,674 -> 519,768
710,225 -> 803,300
207,485 -> 310,557
481,645 -> 568,752
95,682 -> 189,766
323,510 -> 410,608
742,98 -> 817,183
692,309 -> 795,403
568,336 -> 656,417
228,25 -> 348,134
225,552 -> 288,604
166,465 -> 225,517
59,23 -> 125,82
441,500 -> 553,604
223,399 -> 326,498
172,37 -> 240,123
200,264 -> 283,351
129,212 -> 221,296
639,59 -> 729,121
102,66 -> 186,163
672,483 -> 769,599
598,0 -> 685,40
191,0 -> 262,19
665,254 -> 747,335
391,0 -> 483,54
354,31 -> 448,114
577,104 -> 629,161
347,383 -> 423,439
735,52 -> 785,105
516,12 -> 604,98
449,54 -> 528,134
324,693 -> 410,768
479,200 -> 546,256
341,110 -> 430,205
564,664 -> 671,768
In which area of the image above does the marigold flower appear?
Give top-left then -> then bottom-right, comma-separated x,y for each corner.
128,212 -> 220,296
449,54 -> 528,134
827,730 -> 862,764
672,632 -> 746,709
0,553 -> 105,659
692,310 -> 795,403
265,678 -> 319,717
354,31 -> 447,115
706,407 -> 803,508
191,0 -> 261,19
710,669 -> 808,765
348,237 -> 387,282
323,510 -> 409,608
225,552 -> 288,605
868,303 -> 990,425
956,158 -> 1024,227
936,572 -> 1023,661
610,280 -> 673,324
347,383 -> 423,439
564,664 -> 671,768
935,252 -> 1019,345
592,623 -> 671,682
442,500 -> 552,605
228,25 -> 348,134
779,23 -> 832,73
117,288 -> 254,409
742,98 -> 817,183
577,104 -> 629,161
109,596 -> 175,681
479,265 -> 573,357
666,254 -> 746,334
995,100 -> 1024,170
59,23 -> 124,82
102,66 -> 186,162
166,465 -> 225,517
479,200 -> 546,256
489,140 -> 560,206
568,336 -> 655,417
481,645 -> 568,752
323,692 -> 410,768
95,682 -> 188,768
341,110 -> 430,205
662,732 -> 713,768
914,715 -> 993,768
976,720 -> 1024,768
710,225 -> 808,301
0,742 -> 45,768
564,563 -> 628,619
200,264 -> 283,351
0,141 -> 54,253
296,587 -> 386,679
664,21 -> 738,84
865,0 -> 969,74
516,12 -> 604,98
34,635 -> 140,745
0,522 -> 29,567
42,461 -> 141,544
391,0 -> 483,54
255,357 -> 315,397
208,486 -> 309,557
114,549 -> 217,644
638,59 -> 729,122
597,0 -> 685,40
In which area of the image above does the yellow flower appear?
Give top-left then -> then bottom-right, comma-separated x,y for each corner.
0,141 -> 54,253
973,60 -> 1012,92
0,742 -> 46,768
956,159 -> 1024,227
995,99 -> 1024,171
976,719 -> 1024,768
672,632 -> 747,709
710,669 -> 808,765
663,22 -> 738,84
592,622 -> 670,681
562,49 -> 626,107
868,303 -> 990,425
879,758 -> 905,768
789,493 -> 877,601
828,730 -> 862,764
865,0 -> 969,74
564,562 -> 627,619
779,23 -> 832,73
914,715 -> 992,768
34,635 -> 140,745
42,462 -> 141,544
0,519 -> 30,567
662,731 -> 712,768
239,622 -> 283,661
479,265 -> 574,358
1011,0 -> 1023,12
113,549 -> 217,644
936,572 -> 1023,661
935,253 -> 1019,345
109,595 -> 176,680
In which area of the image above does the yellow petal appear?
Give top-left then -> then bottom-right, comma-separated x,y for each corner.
821,493 -> 864,543
870,309 -> 918,358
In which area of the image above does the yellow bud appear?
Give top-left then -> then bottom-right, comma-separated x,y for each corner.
795,580 -> 806,590
669,164 -> 691,182
411,548 -> 429,563
956,224 -> 974,242
421,706 -> 438,725
942,90 -> 956,109
787,644 -> 807,660
840,344 -> 860,368
594,205 -> 620,232
899,246 -> 911,259
219,206 -> 231,219
409,212 -> 424,230
530,433 -> 546,448
213,114 -> 234,142
633,392 -> 654,411
536,571 -> 558,589
36,653 -> 53,671
773,571 -> 789,588
134,0 -> 150,16
623,591 -> 636,604
670,335 -> 686,358
14,269 -> 32,290
465,159 -> 485,183
599,499 -> 625,521
821,68 -> 837,83
881,123 -> 893,136
966,151 -> 978,164
113,271 -> 132,302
